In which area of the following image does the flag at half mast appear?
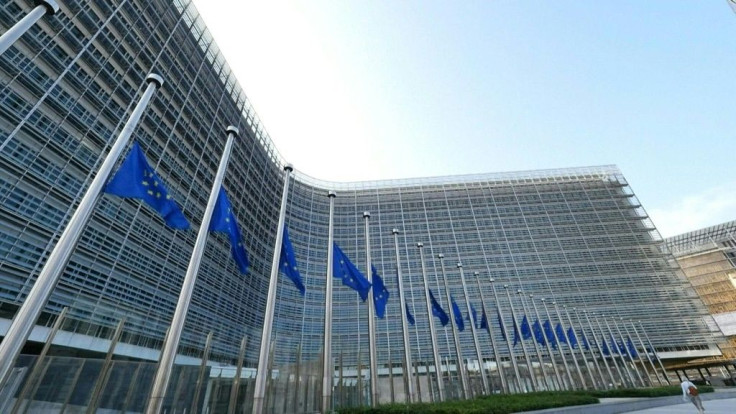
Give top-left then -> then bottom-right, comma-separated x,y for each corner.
104,141 -> 189,229
372,265 -> 390,318
280,227 -> 305,295
209,187 -> 249,274
332,243 -> 371,301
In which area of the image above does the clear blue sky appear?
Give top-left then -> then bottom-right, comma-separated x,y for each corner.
192,0 -> 736,238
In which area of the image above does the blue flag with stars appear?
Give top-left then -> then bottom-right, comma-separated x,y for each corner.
280,227 -> 305,296
451,297 -> 465,332
626,336 -> 639,359
468,303 -> 479,329
543,320 -> 557,349
105,141 -> 189,229
520,315 -> 532,340
567,327 -> 578,349
555,323 -> 567,345
405,302 -> 415,326
429,289 -> 449,326
209,187 -> 249,274
480,307 -> 488,330
532,319 -> 546,346
332,243 -> 371,301
372,266 -> 390,318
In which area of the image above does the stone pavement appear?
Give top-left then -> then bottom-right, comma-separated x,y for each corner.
520,388 -> 736,414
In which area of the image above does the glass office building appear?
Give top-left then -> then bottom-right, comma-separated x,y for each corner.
0,0 -> 723,409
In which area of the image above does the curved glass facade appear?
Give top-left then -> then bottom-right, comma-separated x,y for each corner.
0,0 -> 719,391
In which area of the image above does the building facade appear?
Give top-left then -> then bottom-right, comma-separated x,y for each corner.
665,221 -> 736,363
0,0 -> 724,410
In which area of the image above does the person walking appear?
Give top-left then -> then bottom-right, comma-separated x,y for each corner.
680,378 -> 705,413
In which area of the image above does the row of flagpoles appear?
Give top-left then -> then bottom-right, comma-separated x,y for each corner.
0,8 -> 672,413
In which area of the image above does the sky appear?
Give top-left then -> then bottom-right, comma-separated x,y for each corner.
191,0 -> 736,239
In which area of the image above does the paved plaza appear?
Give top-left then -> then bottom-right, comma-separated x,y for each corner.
624,398 -> 734,413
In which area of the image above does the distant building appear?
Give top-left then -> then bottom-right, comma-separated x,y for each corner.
665,220 -> 736,363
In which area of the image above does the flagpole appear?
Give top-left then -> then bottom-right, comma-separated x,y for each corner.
542,300 -> 577,389
474,272 -> 507,393
529,295 -> 563,390
492,279 -> 522,392
629,320 -> 664,386
473,272 -> 509,394
547,301 -> 585,390
638,320 -> 671,385
391,229 -> 415,402
0,74 -> 163,391
613,318 -> 645,387
252,164 -> 294,413
458,264 -> 489,395
362,212 -> 380,406
146,125 -> 239,414
504,285 -> 537,391
438,254 -> 468,399
579,309 -> 614,388
600,315 -> 635,387
562,306 -> 598,389
0,0 -> 59,56
620,318 -> 651,386
517,290 -> 550,390
418,243 -> 445,402
322,191 -> 337,413
590,313 -> 626,388
570,308 -> 604,389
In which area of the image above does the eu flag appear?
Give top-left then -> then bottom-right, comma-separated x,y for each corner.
532,320 -> 546,346
543,320 -> 557,349
520,315 -> 532,340
429,289 -> 449,326
451,297 -> 464,332
105,141 -> 189,229
480,308 -> 488,330
405,302 -> 415,326
280,227 -> 305,296
209,187 -> 249,274
626,337 -> 639,359
601,339 -> 610,356
332,243 -> 371,301
581,332 -> 590,350
555,323 -> 567,345
372,266 -> 390,318
567,327 -> 578,349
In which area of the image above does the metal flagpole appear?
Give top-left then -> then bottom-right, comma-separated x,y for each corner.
418,243 -> 445,402
493,280 -> 523,392
573,307 -> 607,388
639,320 -> 671,384
548,302 -> 585,390
391,229 -> 415,403
146,125 -> 239,414
438,254 -> 469,399
10,307 -> 68,414
322,191 -> 337,412
541,300 -> 577,389
0,0 -> 59,56
517,290 -> 550,390
630,320 -> 664,386
529,295 -> 563,390
0,74 -> 164,391
600,315 -> 635,387
363,212 -> 379,406
613,318 -> 645,387
458,263 -> 490,395
504,285 -> 537,391
228,336 -> 249,414
253,164 -> 294,413
620,318 -> 651,386
474,272 -> 507,393
590,313 -> 625,388
86,317 -> 126,414
190,332 -> 214,414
